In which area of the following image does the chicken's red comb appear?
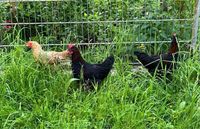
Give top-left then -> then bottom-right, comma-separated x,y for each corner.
26,41 -> 33,47
27,41 -> 33,44
67,43 -> 75,49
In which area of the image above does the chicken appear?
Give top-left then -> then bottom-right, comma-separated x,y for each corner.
134,33 -> 179,74
25,41 -> 70,65
3,20 -> 13,30
67,44 -> 114,90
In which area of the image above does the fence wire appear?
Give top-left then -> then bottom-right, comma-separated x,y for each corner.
0,0 -> 197,47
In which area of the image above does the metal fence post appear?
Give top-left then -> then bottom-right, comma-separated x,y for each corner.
191,0 -> 200,49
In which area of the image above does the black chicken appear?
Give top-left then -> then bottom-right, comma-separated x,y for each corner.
67,44 -> 115,90
134,33 -> 179,75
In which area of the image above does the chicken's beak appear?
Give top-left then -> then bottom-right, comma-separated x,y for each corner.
24,43 -> 31,51
66,50 -> 73,55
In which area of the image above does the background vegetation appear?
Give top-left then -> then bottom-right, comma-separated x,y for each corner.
0,0 -> 195,45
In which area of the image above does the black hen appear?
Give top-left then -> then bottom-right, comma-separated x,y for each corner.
67,44 -> 114,89
134,33 -> 179,74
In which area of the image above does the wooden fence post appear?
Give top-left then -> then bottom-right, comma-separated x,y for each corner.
191,0 -> 200,49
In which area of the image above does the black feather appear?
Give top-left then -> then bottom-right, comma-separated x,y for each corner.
134,34 -> 179,75
68,45 -> 114,90
83,55 -> 114,86
72,62 -> 81,79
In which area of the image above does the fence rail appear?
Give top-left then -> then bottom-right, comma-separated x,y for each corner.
0,19 -> 194,26
0,40 -> 190,48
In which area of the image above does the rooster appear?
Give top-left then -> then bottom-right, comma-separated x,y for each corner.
134,33 -> 179,75
67,44 -> 114,90
25,41 -> 70,65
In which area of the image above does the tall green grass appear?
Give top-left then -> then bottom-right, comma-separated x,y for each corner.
0,42 -> 199,128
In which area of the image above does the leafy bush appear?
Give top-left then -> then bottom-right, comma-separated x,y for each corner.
0,0 -> 196,53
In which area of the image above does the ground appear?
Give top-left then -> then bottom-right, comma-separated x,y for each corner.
0,46 -> 200,128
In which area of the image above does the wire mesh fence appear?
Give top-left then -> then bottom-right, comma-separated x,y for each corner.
0,0 -> 197,48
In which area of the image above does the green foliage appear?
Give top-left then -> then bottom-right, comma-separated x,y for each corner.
0,0 -> 195,47
0,1 -> 199,128
0,45 -> 199,128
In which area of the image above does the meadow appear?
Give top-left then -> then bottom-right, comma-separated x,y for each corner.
0,41 -> 200,128
0,0 -> 199,128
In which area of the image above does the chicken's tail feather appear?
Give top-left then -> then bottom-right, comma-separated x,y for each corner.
101,55 -> 115,68
171,33 -> 177,44
169,33 -> 179,54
